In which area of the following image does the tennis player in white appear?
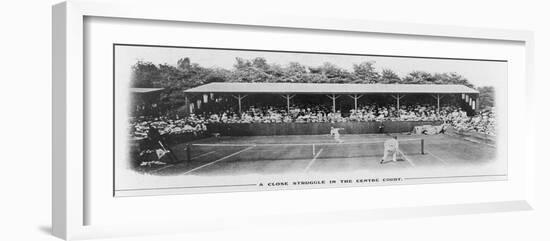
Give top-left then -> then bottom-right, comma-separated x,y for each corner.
330,126 -> 344,143
380,137 -> 399,164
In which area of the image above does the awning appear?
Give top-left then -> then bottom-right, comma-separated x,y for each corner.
130,88 -> 164,93
183,82 -> 478,94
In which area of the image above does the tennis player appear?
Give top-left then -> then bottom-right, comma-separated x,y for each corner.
330,126 -> 344,143
380,136 -> 399,164
147,124 -> 178,162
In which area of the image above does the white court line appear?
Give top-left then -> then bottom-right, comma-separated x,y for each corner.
304,148 -> 324,173
150,164 -> 174,174
182,146 -> 255,175
399,150 -> 416,167
149,151 -> 218,174
190,151 -> 216,160
426,151 -> 448,165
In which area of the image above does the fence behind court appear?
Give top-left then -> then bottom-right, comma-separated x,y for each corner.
206,121 -> 442,136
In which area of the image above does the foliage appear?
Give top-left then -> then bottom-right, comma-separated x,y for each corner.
477,86 -> 495,110
352,61 -> 380,83
379,69 -> 401,84
129,57 -> 487,108
131,61 -> 161,88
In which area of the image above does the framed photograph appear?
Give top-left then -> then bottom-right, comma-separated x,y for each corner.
114,44 -> 507,197
53,0 -> 535,239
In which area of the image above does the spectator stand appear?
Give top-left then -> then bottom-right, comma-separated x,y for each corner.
130,88 -> 164,117
182,82 -> 480,119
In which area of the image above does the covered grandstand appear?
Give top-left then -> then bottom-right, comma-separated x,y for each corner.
130,87 -> 164,116
182,82 -> 480,116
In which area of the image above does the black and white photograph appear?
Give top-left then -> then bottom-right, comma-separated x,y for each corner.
114,44 -> 506,196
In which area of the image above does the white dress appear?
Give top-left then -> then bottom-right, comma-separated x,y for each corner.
382,139 -> 399,162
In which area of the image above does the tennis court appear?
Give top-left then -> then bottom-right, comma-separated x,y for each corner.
146,133 -> 496,176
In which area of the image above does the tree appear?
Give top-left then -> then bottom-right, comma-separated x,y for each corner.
477,86 -> 495,110
429,72 -> 473,87
204,68 -> 231,83
266,64 -> 285,82
318,62 -> 351,83
352,61 -> 380,83
176,57 -> 191,71
445,72 -> 474,88
157,64 -> 183,87
278,62 -> 306,82
233,57 -> 252,70
379,69 -> 401,84
251,57 -> 269,71
231,57 -> 270,82
130,61 -> 161,88
402,71 -> 434,84
286,62 -> 307,74
130,56 -> 483,115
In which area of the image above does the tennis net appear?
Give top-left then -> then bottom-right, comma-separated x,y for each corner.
184,138 -> 425,162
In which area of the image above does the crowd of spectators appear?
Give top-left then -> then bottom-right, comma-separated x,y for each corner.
445,108 -> 496,135
130,115 -> 208,140
129,104 -> 496,139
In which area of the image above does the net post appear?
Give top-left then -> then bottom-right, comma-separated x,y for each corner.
421,139 -> 425,155
312,144 -> 316,157
186,144 -> 191,162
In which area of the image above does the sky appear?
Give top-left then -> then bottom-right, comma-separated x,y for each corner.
115,45 -> 507,88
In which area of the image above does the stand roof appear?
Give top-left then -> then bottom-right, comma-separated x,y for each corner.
183,82 -> 479,94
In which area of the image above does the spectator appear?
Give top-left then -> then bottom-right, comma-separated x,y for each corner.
129,104 -> 496,139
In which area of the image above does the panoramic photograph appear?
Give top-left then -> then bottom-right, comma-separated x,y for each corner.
113,44 -> 505,196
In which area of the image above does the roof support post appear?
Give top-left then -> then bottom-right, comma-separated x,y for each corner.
391,94 -> 405,116
326,94 -> 340,113
437,94 -> 440,114
280,94 -> 296,113
475,94 -> 479,111
348,94 -> 364,111
232,94 -> 247,114
431,94 -> 444,116
184,95 -> 190,115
